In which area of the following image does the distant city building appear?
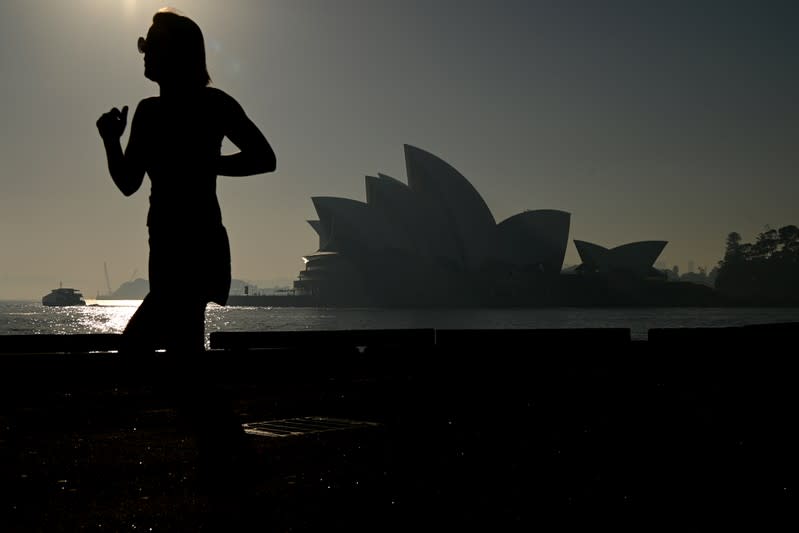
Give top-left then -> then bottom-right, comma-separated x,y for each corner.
679,266 -> 718,288
293,145 -> 571,305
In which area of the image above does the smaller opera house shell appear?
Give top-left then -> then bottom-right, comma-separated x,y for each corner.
294,145 -> 571,305
573,240 -> 668,278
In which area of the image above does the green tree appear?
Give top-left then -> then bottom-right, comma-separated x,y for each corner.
750,227 -> 779,260
716,224 -> 799,304
722,232 -> 743,265
778,225 -> 799,259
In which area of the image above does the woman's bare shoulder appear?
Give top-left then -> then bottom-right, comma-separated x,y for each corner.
133,96 -> 159,117
204,87 -> 244,110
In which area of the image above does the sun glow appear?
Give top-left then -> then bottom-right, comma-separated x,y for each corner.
123,0 -> 137,17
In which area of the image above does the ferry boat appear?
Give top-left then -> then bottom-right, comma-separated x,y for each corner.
42,285 -> 87,307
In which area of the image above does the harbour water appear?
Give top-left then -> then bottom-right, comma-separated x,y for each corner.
2,299 -> 799,347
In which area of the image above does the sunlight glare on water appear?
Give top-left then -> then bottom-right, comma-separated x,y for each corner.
63,300 -> 141,335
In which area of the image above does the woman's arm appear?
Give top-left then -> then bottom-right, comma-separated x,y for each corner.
218,94 -> 276,177
96,103 -> 146,197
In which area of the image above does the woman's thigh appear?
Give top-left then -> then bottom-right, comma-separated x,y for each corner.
123,293 -> 206,351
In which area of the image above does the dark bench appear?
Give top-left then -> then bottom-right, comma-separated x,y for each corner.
435,327 -> 632,347
209,328 -> 436,350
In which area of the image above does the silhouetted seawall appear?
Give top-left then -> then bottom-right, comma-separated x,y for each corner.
2,324 -> 798,530
231,276 -> 727,307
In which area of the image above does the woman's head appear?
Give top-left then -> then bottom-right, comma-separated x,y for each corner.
140,8 -> 210,87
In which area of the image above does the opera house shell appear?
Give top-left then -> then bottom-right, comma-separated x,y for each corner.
293,145 -> 571,305
573,240 -> 668,278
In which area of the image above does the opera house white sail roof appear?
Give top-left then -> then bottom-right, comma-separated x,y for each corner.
296,145 -> 576,303
297,145 -> 666,304
574,240 -> 668,276
278,143 -> 713,308
496,210 -> 571,276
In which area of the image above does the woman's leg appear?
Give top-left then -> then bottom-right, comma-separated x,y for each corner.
167,300 -> 207,353
122,294 -> 206,353
121,292 -> 167,353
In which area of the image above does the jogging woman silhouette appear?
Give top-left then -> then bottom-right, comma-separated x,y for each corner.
97,8 -> 276,352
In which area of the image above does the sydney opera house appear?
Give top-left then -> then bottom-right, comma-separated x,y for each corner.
573,240 -> 668,278
292,145 -> 669,306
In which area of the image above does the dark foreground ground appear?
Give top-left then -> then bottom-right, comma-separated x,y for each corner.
1,325 -> 798,531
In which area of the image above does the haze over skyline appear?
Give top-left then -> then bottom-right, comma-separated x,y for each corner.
2,1 -> 797,299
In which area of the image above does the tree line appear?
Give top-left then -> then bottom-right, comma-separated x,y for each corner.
715,225 -> 799,305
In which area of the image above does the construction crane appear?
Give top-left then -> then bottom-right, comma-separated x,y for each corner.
104,262 -> 113,296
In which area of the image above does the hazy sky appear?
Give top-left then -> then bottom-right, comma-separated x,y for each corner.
2,0 -> 797,299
